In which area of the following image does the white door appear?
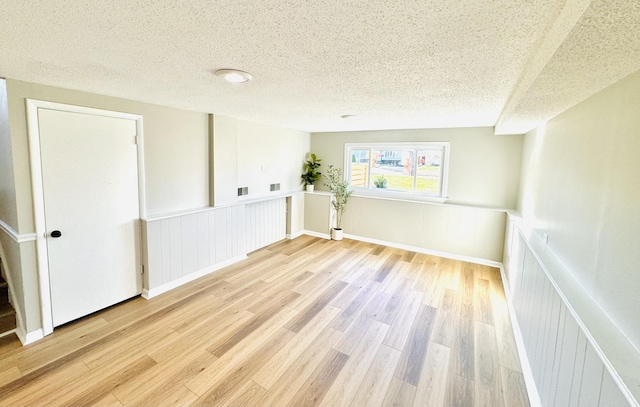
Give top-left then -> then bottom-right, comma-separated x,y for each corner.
38,108 -> 142,327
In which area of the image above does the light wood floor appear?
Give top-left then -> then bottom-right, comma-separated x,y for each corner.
0,236 -> 530,407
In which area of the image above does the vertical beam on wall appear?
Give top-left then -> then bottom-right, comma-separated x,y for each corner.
208,114 -> 215,206
212,115 -> 239,206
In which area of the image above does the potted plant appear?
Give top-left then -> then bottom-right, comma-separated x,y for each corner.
373,175 -> 387,188
323,165 -> 353,240
301,153 -> 322,191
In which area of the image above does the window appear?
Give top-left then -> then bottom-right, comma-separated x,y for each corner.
345,142 -> 449,201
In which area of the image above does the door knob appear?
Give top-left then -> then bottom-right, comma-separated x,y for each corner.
51,230 -> 62,238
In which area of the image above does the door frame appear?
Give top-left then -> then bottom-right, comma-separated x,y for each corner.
26,99 -> 146,336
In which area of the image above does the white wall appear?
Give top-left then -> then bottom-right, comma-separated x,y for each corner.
311,127 -> 523,209
517,69 -> 640,349
213,115 -> 239,206
504,220 -> 637,406
237,120 -> 310,198
213,115 -> 311,205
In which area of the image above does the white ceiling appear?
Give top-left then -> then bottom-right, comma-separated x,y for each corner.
1,0 -> 639,134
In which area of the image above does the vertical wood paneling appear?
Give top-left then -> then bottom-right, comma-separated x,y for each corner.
197,212 -> 209,269
169,217 -> 182,281
245,198 -> 286,253
578,345 -> 604,407
214,209 -> 227,263
539,291 -> 562,403
568,332 -> 588,407
160,219 -> 171,284
235,205 -> 246,256
545,304 -> 567,406
144,199 -> 284,291
555,313 -> 580,406
226,206 -> 234,259
600,371 -> 630,406
506,228 -> 632,407
181,214 -> 198,275
208,211 -> 216,265
146,221 -> 163,289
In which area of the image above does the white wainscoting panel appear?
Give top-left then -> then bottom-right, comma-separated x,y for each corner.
144,198 -> 291,298
505,223 -> 637,406
245,198 -> 286,253
342,196 -> 506,262
144,205 -> 248,296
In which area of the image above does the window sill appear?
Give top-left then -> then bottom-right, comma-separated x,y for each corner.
351,190 -> 448,204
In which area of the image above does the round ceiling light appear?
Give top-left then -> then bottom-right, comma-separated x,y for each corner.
215,69 -> 252,83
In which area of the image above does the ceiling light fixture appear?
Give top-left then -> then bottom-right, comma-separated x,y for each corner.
215,69 -> 252,83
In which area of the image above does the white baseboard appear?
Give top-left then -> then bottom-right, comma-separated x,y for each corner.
286,230 -> 305,240
302,230 -> 331,240
340,232 -> 503,269
15,326 -> 44,345
498,265 -> 542,407
0,329 -> 16,340
142,254 -> 247,299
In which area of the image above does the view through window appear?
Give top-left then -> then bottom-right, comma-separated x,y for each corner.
346,142 -> 449,200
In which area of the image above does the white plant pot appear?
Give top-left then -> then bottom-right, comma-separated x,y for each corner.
306,184 -> 315,192
331,228 -> 343,241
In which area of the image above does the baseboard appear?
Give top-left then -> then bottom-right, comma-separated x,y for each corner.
498,265 -> 542,407
142,254 -> 247,299
0,328 -> 16,340
302,230 -> 331,240
286,230 -> 305,240
340,232 -> 503,269
15,326 -> 44,345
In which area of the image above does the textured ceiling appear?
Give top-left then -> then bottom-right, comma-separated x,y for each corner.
1,0 -> 639,134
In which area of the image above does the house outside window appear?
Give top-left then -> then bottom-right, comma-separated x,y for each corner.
345,142 -> 450,202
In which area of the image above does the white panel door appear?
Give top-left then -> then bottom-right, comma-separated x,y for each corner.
38,108 -> 141,327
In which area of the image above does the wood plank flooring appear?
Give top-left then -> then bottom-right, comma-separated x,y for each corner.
0,236 -> 530,406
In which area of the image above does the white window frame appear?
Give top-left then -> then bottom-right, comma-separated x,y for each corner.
344,142 -> 450,203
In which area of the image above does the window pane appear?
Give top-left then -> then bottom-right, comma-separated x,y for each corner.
416,149 -> 442,195
349,149 -> 369,187
371,150 -> 414,191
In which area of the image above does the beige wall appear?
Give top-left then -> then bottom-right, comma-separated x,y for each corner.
2,79 -> 311,339
6,79 -> 210,225
518,69 -> 640,348
311,127 -> 523,209
0,80 -> 18,230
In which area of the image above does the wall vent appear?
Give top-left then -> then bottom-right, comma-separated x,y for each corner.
270,183 -> 281,192
237,186 -> 249,196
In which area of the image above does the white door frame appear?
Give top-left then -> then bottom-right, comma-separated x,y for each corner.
26,99 -> 147,336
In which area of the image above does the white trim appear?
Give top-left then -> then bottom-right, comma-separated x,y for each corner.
286,230 -> 305,240
302,230 -> 332,240
15,326 -> 44,345
512,221 -> 640,406
0,329 -> 16,339
146,192 -> 305,222
0,220 -> 36,243
344,141 -> 451,202
340,232 -> 503,268
26,99 -> 146,337
498,264 -> 542,407
142,254 -> 247,299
